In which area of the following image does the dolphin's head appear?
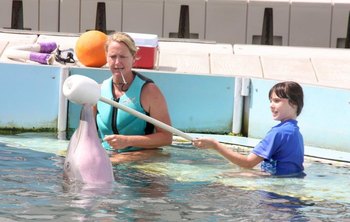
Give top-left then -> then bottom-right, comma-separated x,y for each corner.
63,104 -> 115,186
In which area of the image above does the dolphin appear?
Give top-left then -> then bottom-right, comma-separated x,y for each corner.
63,104 -> 115,186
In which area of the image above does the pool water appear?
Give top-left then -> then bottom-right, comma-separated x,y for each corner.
0,133 -> 349,221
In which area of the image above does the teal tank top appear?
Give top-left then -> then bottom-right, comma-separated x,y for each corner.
96,72 -> 154,152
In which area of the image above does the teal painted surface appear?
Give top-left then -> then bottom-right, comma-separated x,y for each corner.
1,63 -> 349,155
248,78 -> 350,152
0,63 -> 61,129
247,79 -> 276,138
67,68 -> 235,137
299,85 -> 350,152
67,67 -> 111,136
141,72 -> 235,133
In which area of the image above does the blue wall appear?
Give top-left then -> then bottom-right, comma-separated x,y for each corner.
141,71 -> 235,133
248,78 -> 350,152
1,62 -> 349,153
67,68 -> 235,137
0,63 -> 61,130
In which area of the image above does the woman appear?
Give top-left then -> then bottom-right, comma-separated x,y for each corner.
95,32 -> 172,162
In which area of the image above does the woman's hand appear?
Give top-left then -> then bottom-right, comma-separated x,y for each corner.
104,134 -> 129,149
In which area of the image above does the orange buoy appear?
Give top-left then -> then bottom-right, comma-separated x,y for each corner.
75,30 -> 107,67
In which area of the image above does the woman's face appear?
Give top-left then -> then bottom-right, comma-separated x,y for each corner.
106,41 -> 135,77
269,92 -> 297,122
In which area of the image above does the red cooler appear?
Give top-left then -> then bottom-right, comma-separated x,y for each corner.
127,32 -> 158,69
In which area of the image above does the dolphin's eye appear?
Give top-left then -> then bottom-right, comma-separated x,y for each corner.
65,161 -> 70,170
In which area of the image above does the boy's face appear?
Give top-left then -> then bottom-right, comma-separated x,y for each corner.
269,92 -> 298,121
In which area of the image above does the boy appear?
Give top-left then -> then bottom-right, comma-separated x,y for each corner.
192,81 -> 305,177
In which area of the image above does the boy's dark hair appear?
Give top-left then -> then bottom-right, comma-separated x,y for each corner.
269,81 -> 304,116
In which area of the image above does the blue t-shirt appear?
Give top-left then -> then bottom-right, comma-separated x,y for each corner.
252,119 -> 305,176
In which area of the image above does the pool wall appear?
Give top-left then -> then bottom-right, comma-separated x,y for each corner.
249,78 -> 350,153
0,62 -> 61,131
67,67 -> 235,137
0,62 -> 349,153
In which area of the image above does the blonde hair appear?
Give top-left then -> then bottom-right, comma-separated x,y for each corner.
105,32 -> 138,56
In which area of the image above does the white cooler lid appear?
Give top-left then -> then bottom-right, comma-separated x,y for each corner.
127,32 -> 158,47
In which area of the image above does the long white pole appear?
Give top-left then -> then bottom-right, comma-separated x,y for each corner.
63,74 -> 193,141
99,97 -> 193,141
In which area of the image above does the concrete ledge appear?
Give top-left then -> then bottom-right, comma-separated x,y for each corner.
187,133 -> 350,163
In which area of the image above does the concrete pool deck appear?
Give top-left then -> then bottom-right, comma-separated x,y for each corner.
1,30 -> 350,91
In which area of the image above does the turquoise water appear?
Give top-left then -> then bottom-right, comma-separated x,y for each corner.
0,133 -> 349,221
